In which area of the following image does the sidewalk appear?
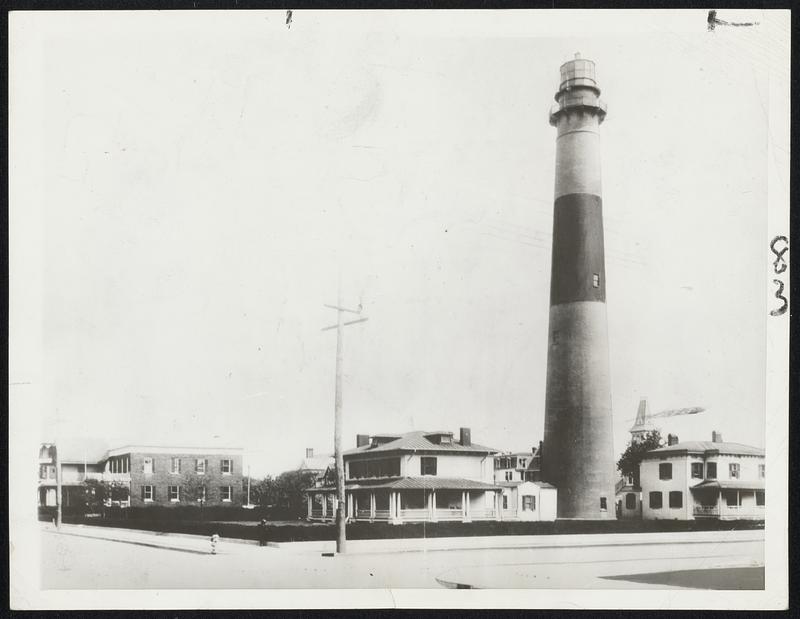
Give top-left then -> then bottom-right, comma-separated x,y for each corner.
41,522 -> 262,555
43,521 -> 764,556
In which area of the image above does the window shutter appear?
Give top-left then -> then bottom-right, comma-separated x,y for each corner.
141,485 -> 145,500
152,486 -> 156,501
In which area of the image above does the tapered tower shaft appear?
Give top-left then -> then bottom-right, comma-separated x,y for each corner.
542,54 -> 616,519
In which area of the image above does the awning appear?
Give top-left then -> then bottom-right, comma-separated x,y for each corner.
690,480 -> 765,492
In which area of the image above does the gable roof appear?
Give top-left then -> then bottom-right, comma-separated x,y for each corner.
299,455 -> 334,471
642,441 -> 764,459
343,430 -> 499,456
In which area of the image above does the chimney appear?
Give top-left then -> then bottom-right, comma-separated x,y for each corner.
305,448 -> 314,459
356,434 -> 370,448
712,431 -> 723,443
459,427 -> 471,446
667,434 -> 679,446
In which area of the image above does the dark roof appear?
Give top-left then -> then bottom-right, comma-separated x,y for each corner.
308,477 -> 502,492
343,430 -> 498,456
690,480 -> 765,491
641,441 -> 764,459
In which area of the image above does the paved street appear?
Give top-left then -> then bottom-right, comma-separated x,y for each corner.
40,524 -> 764,590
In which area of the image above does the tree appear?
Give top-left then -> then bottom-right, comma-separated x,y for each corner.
272,469 -> 319,519
83,479 -> 129,516
180,473 -> 208,517
616,430 -> 663,487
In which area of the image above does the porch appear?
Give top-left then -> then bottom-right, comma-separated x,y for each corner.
691,480 -> 765,520
306,478 -> 502,524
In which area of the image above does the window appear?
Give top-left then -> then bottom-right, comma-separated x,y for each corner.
519,458 -> 527,469
39,465 -> 48,480
505,471 -> 512,481
600,497 -> 607,511
759,464 -> 765,479
522,495 -> 536,511
348,458 -> 400,479
592,273 -> 601,288
724,491 -> 740,507
221,459 -> 232,474
659,463 -> 672,480
196,459 -> 207,474
420,457 -> 437,476
756,491 -> 764,506
221,486 -> 232,502
625,493 -> 637,510
502,495 -> 508,510
691,462 -> 703,479
669,491 -> 683,508
168,485 -> 180,502
171,457 -> 181,474
706,462 -> 717,479
143,458 -> 153,475
649,491 -> 662,509
142,485 -> 153,502
729,463 -> 740,479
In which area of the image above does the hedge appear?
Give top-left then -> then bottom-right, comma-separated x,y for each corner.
42,514 -> 763,543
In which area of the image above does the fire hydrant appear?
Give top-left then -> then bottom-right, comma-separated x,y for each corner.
210,533 -> 219,555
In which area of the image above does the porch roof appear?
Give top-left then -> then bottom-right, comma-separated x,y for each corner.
690,480 -> 765,491
307,477 -> 502,492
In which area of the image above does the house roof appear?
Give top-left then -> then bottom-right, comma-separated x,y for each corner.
641,441 -> 764,459
498,480 -> 556,489
309,477 -> 502,492
343,430 -> 499,456
299,455 -> 334,471
690,480 -> 765,491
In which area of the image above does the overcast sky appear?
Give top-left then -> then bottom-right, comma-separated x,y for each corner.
11,10 -> 786,476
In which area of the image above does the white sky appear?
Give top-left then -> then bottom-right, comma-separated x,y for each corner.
10,10 -> 786,477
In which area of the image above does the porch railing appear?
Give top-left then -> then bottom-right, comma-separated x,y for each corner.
399,508 -> 429,520
355,509 -> 371,519
373,509 -> 391,520
693,505 -> 720,517
434,508 -> 464,521
469,508 -> 496,520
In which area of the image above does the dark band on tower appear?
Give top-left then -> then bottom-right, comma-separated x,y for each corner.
542,53 -> 617,520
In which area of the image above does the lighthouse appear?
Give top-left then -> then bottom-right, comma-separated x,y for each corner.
541,54 -> 616,519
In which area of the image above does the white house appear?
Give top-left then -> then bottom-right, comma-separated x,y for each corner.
639,431 -> 765,521
305,428 -> 504,524
498,481 -> 557,521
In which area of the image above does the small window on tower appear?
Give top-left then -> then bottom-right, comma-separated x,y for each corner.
592,273 -> 601,288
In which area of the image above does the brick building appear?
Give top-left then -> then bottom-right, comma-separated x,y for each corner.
38,444 -> 245,509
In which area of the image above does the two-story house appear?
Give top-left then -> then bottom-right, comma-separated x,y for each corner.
639,431 -> 765,521
305,428 -> 503,524
38,443 -> 105,508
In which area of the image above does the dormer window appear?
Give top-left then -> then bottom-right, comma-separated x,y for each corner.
439,435 -> 452,445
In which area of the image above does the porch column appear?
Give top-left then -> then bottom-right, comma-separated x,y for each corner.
395,492 -> 403,524
465,491 -> 471,522
370,492 -> 376,521
494,491 -> 501,521
307,495 -> 312,519
431,490 -> 437,522
718,490 -> 722,518
321,494 -> 327,519
389,491 -> 397,524
346,493 -> 353,521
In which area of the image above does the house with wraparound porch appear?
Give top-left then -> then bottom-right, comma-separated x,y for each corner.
305,427 -> 508,524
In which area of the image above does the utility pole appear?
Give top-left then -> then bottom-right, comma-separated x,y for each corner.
322,276 -> 368,554
54,444 -> 62,529
247,465 -> 251,507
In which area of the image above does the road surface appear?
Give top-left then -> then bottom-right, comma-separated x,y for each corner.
40,525 -> 763,590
